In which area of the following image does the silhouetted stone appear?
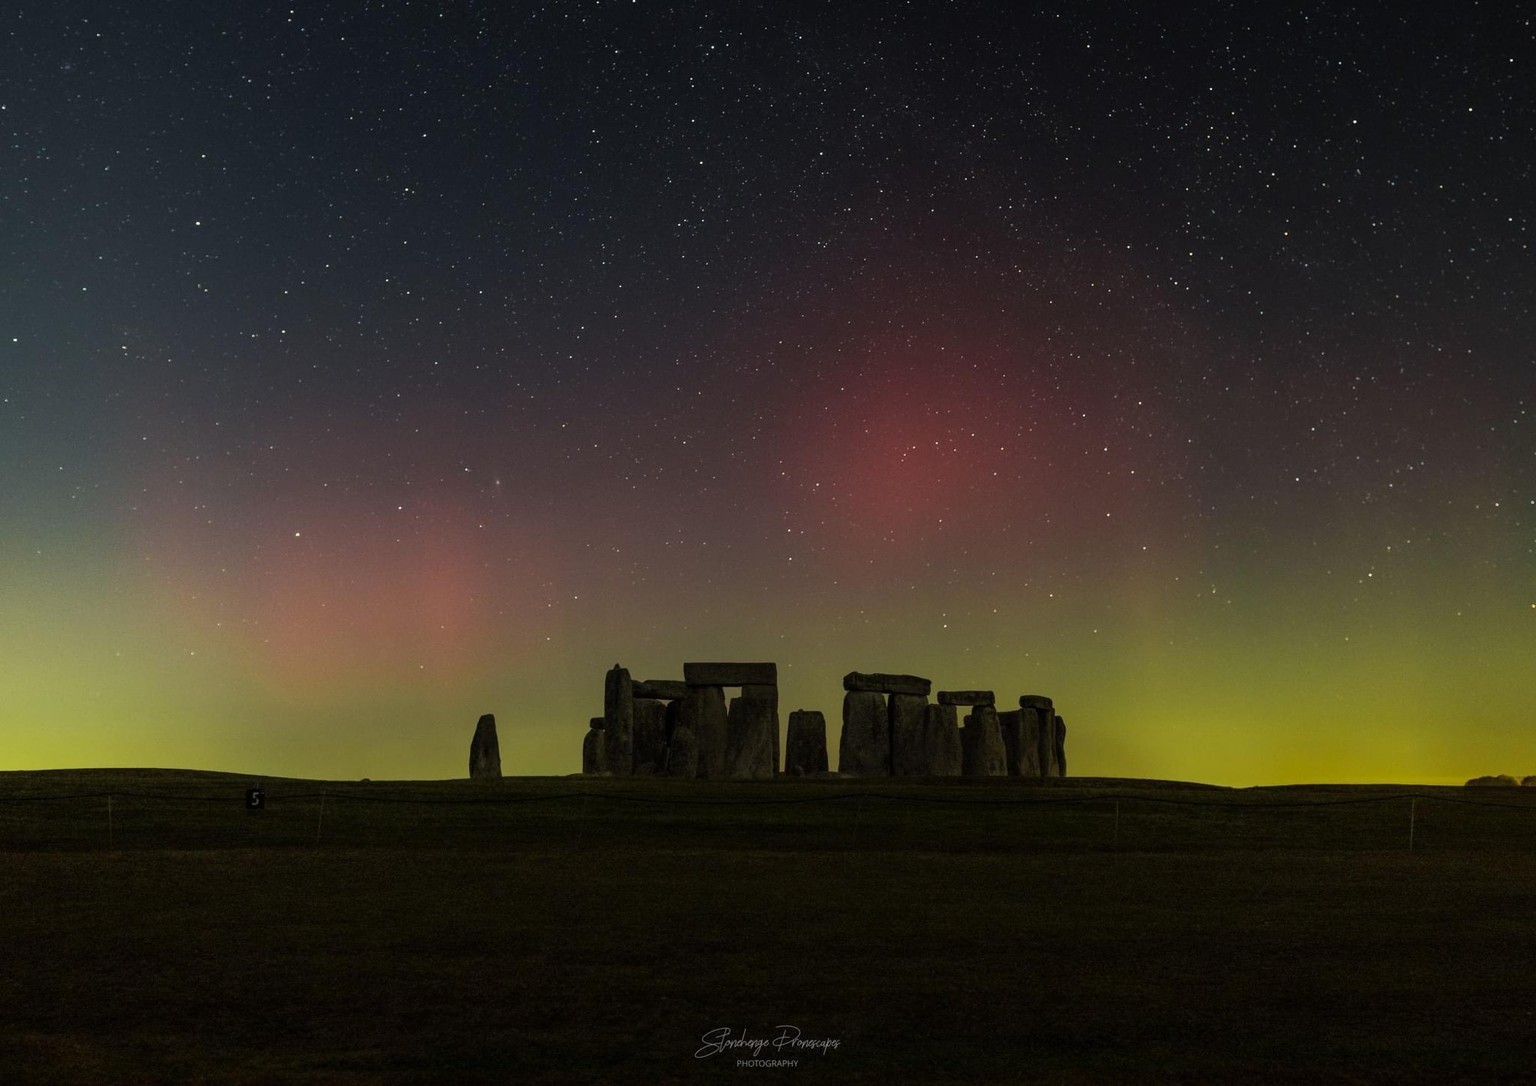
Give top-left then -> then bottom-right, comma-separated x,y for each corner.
1011,707 -> 1045,777
725,696 -> 778,779
633,679 -> 689,701
680,684 -> 728,778
844,672 -> 931,697
889,693 -> 930,776
666,727 -> 698,778
938,690 -> 995,707
632,698 -> 668,775
469,714 -> 501,779
923,703 -> 963,776
582,725 -> 607,774
962,706 -> 1007,777
603,664 -> 634,777
1054,715 -> 1067,777
839,690 -> 889,776
684,662 -> 777,687
785,710 -> 828,777
664,699 -> 682,743
998,710 -> 1021,775
1019,694 -> 1054,711
1466,775 -> 1521,787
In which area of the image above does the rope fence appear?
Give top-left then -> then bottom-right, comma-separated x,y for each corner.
3,785 -> 1535,853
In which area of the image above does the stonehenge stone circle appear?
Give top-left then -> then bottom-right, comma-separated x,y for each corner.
469,713 -> 502,779
633,679 -> 689,701
961,706 -> 1008,777
582,720 -> 607,775
923,703 -> 964,776
785,710 -> 829,776
680,684 -> 729,779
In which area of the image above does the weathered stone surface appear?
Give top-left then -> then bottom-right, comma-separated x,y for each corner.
631,698 -> 668,775
725,696 -> 778,780
741,684 -> 780,770
665,727 -> 698,778
998,710 -> 1022,776
785,710 -> 829,777
469,714 -> 501,779
962,706 -> 1007,777
844,672 -> 931,697
839,690 -> 890,776
1028,705 -> 1058,777
633,679 -> 689,701
938,690 -> 995,707
889,693 -> 931,776
1466,775 -> 1521,787
680,684 -> 728,778
589,716 -> 605,730
1053,715 -> 1067,777
684,661 -> 777,687
923,703 -> 963,776
1019,694 -> 1054,711
582,726 -> 607,774
603,664 -> 633,777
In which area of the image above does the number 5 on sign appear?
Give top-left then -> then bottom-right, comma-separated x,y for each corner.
246,787 -> 265,812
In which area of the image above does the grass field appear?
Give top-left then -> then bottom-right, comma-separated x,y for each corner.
4,769 -> 1536,1084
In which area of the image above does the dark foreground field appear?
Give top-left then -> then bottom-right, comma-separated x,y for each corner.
4,770 -> 1536,1084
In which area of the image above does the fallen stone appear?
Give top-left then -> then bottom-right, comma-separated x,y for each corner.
582,727 -> 607,774
923,703 -> 963,776
469,713 -> 501,779
680,684 -> 728,778
725,696 -> 778,779
633,679 -> 690,701
843,672 -> 932,697
665,727 -> 698,778
1019,694 -> 1054,711
889,693 -> 930,776
1466,775 -> 1521,787
839,690 -> 890,776
962,706 -> 1007,777
938,690 -> 995,707
603,664 -> 634,777
684,661 -> 777,687
1054,715 -> 1067,777
785,710 -> 829,777
631,698 -> 668,776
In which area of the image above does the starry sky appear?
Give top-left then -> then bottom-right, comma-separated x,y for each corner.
3,2 -> 1531,784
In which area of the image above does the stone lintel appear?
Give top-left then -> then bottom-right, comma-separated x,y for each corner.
843,671 -> 932,696
633,679 -> 690,701
937,689 -> 995,707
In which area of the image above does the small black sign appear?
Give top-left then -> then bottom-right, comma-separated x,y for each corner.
245,786 -> 265,812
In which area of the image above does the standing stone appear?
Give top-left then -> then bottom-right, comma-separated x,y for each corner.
962,706 -> 1007,777
923,703 -> 963,776
680,684 -> 728,779
839,690 -> 890,776
785,710 -> 829,776
665,727 -> 698,778
741,684 -> 780,772
582,724 -> 607,775
1013,708 -> 1045,778
469,713 -> 501,779
1054,715 -> 1067,777
631,698 -> 668,775
998,710 -> 1022,776
725,696 -> 778,780
843,672 -> 932,697
603,664 -> 634,778
889,693 -> 930,776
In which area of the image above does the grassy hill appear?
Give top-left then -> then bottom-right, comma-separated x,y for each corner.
3,770 -> 1536,1083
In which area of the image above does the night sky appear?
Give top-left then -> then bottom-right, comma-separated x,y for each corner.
3,3 -> 1531,784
